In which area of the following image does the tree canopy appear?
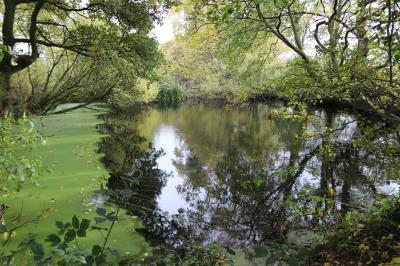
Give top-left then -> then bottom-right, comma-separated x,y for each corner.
157,0 -> 399,121
0,0 -> 174,114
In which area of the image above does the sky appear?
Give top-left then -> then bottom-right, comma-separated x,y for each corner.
152,14 -> 175,44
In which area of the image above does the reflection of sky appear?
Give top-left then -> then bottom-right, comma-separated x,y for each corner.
377,181 -> 400,195
153,124 -> 188,214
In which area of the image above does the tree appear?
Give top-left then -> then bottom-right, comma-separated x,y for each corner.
184,0 -> 400,121
0,0 -> 173,115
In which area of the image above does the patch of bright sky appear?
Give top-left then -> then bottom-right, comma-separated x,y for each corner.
152,15 -> 174,44
152,12 -> 182,44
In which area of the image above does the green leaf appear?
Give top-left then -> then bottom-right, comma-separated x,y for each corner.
226,247 -> 236,255
80,219 -> 90,231
85,255 -> 94,266
253,178 -> 263,187
77,229 -> 87,237
90,225 -> 108,231
106,212 -> 116,218
30,242 -> 45,256
64,229 -> 76,242
53,249 -> 66,256
96,208 -> 107,217
0,224 -> 7,232
55,221 -> 64,229
92,245 -> 102,256
75,256 -> 87,264
95,217 -> 107,224
107,216 -> 118,222
72,215 -> 79,229
45,234 -> 61,246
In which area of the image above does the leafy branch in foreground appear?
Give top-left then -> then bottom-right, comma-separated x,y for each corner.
0,207 -> 120,266
0,115 -> 45,194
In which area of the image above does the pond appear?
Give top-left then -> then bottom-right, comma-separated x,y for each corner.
2,102 -> 399,264
100,103 -> 400,251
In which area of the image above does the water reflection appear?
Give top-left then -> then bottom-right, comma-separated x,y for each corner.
100,103 -> 400,250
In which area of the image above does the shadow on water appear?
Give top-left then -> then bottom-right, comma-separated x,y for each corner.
98,103 -> 400,252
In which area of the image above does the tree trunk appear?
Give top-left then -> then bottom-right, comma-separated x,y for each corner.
0,72 -> 12,117
356,0 -> 369,58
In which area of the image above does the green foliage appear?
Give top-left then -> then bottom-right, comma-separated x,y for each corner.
0,208 -> 121,266
179,245 -> 233,266
313,197 -> 400,265
136,245 -> 233,265
173,0 -> 400,122
156,84 -> 185,105
109,78 -> 159,109
2,0 -> 175,114
244,244 -> 311,266
0,115 -> 44,193
159,30 -> 256,102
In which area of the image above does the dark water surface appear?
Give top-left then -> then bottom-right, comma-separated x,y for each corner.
100,103 -> 400,250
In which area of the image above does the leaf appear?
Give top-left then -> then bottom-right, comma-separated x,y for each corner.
64,229 -> 76,242
106,212 -> 116,218
253,178 -> 263,187
72,215 -> 79,229
226,247 -> 236,255
92,245 -> 102,256
58,242 -> 68,250
30,242 -> 45,256
77,229 -> 87,237
95,217 -> 107,224
96,208 -> 107,217
0,224 -> 7,232
53,249 -> 66,256
80,219 -> 90,231
45,234 -> 61,246
75,256 -> 87,264
55,221 -> 64,229
107,216 -> 118,222
90,226 -> 108,231
85,255 -> 94,266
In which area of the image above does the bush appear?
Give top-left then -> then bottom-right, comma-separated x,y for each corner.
156,84 -> 185,106
312,197 -> 400,265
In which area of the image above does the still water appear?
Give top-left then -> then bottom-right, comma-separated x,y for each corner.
101,103 -> 399,249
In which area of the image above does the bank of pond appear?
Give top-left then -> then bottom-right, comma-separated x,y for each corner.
1,102 -> 400,265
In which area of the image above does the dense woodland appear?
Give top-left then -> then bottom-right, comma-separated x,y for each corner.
0,0 -> 400,265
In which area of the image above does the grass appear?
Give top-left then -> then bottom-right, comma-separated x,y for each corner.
2,107 -> 149,264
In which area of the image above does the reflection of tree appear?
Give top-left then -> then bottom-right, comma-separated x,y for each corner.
163,103 -> 298,167
98,112 -> 188,247
171,107 -> 400,247
169,104 -> 304,178
98,105 -> 400,250
174,137 -> 323,247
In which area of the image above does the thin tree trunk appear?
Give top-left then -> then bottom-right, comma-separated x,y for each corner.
0,72 -> 12,117
356,0 -> 369,58
387,0 -> 393,84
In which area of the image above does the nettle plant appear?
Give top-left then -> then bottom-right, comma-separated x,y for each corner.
0,207 -> 120,266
